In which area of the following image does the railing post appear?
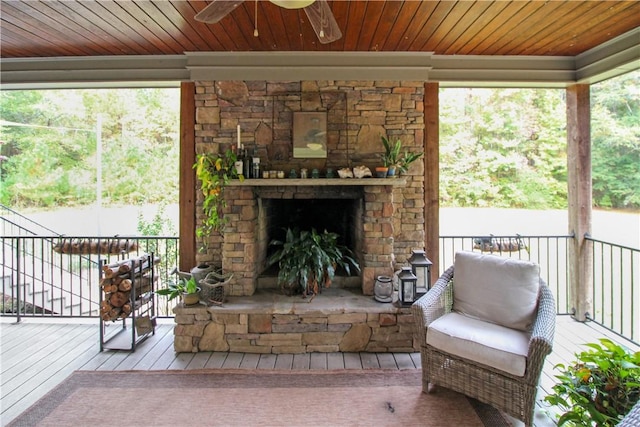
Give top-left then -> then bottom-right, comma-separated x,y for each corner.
15,237 -> 22,323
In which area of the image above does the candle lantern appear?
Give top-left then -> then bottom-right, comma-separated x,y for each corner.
408,249 -> 433,298
397,266 -> 417,306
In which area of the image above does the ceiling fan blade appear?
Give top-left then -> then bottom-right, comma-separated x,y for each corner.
195,0 -> 245,24
303,0 -> 342,44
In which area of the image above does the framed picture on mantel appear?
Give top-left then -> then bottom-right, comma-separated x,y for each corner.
293,112 -> 327,158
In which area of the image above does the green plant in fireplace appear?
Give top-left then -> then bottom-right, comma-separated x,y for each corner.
193,148 -> 242,242
267,228 -> 360,300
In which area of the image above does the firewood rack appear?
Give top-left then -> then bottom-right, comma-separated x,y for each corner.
99,253 -> 157,352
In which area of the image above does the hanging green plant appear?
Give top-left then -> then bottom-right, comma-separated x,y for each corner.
193,149 -> 242,242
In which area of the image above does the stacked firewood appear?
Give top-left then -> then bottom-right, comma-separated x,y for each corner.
99,255 -> 156,322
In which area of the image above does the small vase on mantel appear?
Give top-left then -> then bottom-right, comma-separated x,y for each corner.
375,166 -> 388,178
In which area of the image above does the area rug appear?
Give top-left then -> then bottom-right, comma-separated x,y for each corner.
7,369 -> 512,427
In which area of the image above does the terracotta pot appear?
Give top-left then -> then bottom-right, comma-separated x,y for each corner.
375,166 -> 388,178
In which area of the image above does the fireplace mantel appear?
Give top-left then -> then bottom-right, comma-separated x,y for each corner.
228,178 -> 406,187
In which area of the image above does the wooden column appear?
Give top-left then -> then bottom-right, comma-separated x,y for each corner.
424,82 -> 440,278
566,84 -> 593,322
179,82 -> 196,272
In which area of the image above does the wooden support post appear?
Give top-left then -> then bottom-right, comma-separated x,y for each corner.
180,82 -> 196,272
424,82 -> 440,278
566,84 -> 593,322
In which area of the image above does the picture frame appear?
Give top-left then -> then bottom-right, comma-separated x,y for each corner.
293,112 -> 327,158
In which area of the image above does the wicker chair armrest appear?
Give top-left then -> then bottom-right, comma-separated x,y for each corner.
412,265 -> 454,345
526,279 -> 556,380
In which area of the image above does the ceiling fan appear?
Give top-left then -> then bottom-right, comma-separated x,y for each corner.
194,0 -> 342,44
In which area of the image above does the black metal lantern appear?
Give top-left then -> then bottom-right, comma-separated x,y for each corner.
408,249 -> 433,298
397,266 -> 417,306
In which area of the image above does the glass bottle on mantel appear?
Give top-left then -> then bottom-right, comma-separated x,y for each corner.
242,148 -> 251,179
236,147 -> 244,177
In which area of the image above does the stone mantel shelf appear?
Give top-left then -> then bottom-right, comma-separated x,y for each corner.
227,178 -> 406,187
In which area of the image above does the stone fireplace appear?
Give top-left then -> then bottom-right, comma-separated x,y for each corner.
221,180 -> 402,296
177,79 -> 426,354
193,79 -> 426,297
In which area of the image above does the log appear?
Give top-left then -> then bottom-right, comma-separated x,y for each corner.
53,238 -> 139,255
109,291 -> 129,308
118,279 -> 132,292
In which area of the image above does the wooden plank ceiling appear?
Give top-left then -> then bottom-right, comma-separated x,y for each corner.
1,0 -> 639,59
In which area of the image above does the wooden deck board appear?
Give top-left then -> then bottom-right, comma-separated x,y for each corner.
273,353 -> 293,370
326,352 -> 344,369
239,353 -> 260,369
1,316 -> 637,427
309,352 -> 327,370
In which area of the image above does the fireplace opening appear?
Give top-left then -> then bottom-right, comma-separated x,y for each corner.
257,196 -> 363,289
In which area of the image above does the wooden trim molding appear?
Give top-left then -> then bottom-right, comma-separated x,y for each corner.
1,27 -> 637,88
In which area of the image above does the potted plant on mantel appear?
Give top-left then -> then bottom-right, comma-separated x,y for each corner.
380,135 -> 424,177
193,148 -> 242,243
267,228 -> 360,301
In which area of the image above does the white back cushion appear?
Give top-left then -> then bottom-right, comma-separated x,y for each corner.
453,251 -> 540,331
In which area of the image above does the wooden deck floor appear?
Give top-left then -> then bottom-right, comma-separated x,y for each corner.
1,315 -> 637,426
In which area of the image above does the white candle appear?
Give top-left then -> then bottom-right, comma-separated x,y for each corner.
237,125 -> 241,150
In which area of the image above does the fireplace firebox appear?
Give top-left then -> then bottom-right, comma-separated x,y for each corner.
220,180 -> 400,296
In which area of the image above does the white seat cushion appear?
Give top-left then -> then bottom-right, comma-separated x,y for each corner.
453,251 -> 540,331
427,312 -> 530,377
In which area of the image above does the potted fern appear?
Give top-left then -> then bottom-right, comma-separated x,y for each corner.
267,228 -> 360,300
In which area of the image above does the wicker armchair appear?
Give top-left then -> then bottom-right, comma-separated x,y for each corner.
412,251 -> 556,427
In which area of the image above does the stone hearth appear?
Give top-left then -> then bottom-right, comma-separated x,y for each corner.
172,288 -> 416,354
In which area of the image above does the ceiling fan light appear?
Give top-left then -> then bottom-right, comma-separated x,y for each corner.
269,0 -> 315,10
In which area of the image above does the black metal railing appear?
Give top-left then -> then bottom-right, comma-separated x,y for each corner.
2,224 -> 638,345
586,235 -> 639,344
439,234 -> 574,315
1,234 -> 179,320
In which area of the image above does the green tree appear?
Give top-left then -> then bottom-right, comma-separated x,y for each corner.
440,88 -> 567,208
591,71 -> 640,209
0,88 -> 179,208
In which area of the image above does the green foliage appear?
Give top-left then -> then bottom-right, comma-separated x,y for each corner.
267,228 -> 360,297
193,149 -> 241,242
380,136 -> 424,173
0,88 -> 179,208
1,74 -> 638,213
381,136 -> 403,167
156,276 -> 198,301
591,71 -> 640,209
440,72 -> 639,210
544,338 -> 640,426
440,88 -> 568,208
136,205 -> 178,278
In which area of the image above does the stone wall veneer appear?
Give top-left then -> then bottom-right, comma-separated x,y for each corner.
194,80 -> 425,295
